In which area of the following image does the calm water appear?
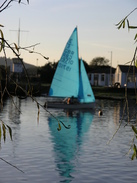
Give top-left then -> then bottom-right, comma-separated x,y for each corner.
0,97 -> 137,183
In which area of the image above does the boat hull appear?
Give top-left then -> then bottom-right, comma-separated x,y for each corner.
44,101 -> 95,110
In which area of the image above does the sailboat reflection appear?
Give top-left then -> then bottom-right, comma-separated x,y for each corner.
48,111 -> 94,182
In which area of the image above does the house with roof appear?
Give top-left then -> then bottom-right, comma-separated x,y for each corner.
115,65 -> 137,88
88,66 -> 116,87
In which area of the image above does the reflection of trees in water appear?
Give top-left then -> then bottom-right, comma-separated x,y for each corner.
0,97 -> 22,157
7,98 -> 22,151
120,99 -> 137,123
113,101 -> 121,125
48,112 -> 94,182
97,99 -> 137,125
8,97 -> 21,125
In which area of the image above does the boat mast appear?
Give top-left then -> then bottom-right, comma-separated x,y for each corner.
76,26 -> 80,75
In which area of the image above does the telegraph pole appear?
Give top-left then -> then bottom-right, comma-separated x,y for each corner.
110,51 -> 112,86
10,19 -> 29,50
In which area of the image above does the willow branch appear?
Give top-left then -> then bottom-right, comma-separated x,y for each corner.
1,38 -> 32,95
0,157 -> 24,173
0,0 -> 14,12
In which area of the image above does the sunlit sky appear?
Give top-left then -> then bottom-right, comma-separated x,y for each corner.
1,0 -> 137,67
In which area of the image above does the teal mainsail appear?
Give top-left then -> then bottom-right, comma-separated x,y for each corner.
49,27 -> 95,105
78,59 -> 95,103
49,27 -> 79,97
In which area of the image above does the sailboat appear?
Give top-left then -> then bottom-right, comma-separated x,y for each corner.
44,27 -> 95,109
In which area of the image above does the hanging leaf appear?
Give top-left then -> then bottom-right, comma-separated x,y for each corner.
116,18 -> 126,30
0,29 -> 4,39
134,33 -> 137,41
128,26 -> 137,29
6,125 -> 12,141
0,29 -> 4,52
127,19 -> 130,28
116,19 -> 124,27
44,56 -> 49,60
14,43 -> 19,53
57,122 -> 61,131
131,152 -> 136,160
135,59 -> 137,68
117,23 -> 123,29
0,124 -> 1,142
132,125 -> 137,134
132,144 -> 137,160
2,123 -> 6,142
123,20 -> 125,28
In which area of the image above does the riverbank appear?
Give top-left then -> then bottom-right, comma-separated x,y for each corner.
93,87 -> 137,100
7,83 -> 137,100
40,85 -> 137,100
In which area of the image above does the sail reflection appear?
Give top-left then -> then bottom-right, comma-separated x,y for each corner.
48,111 -> 94,182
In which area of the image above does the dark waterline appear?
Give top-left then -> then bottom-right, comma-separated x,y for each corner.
0,97 -> 136,183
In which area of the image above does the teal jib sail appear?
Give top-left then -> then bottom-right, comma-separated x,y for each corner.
49,27 -> 79,97
78,59 -> 95,103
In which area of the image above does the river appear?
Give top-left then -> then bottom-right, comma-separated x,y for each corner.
0,97 -> 137,183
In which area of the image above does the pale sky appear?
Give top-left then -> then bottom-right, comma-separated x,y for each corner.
1,0 -> 137,67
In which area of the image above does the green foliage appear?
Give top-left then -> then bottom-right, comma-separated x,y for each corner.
116,8 -> 137,42
131,125 -> 137,160
39,62 -> 57,83
116,8 -> 137,160
131,144 -> 137,160
0,121 -> 12,143
132,125 -> 137,134
0,28 -> 4,52
57,122 -> 61,131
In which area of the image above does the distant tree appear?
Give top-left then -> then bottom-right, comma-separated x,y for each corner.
90,57 -> 109,66
39,62 -> 57,83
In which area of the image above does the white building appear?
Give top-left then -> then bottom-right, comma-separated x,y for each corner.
12,58 -> 23,73
88,66 -> 115,87
115,65 -> 137,88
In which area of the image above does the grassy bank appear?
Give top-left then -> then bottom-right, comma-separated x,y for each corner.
92,87 -> 137,100
8,82 -> 137,100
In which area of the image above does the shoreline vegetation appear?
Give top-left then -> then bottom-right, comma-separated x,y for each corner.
92,87 -> 135,100
6,83 -> 137,100
40,85 -> 136,100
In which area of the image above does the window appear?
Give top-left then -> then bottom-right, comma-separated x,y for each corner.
88,74 -> 92,80
101,74 -> 105,81
127,74 -> 135,82
117,74 -> 119,82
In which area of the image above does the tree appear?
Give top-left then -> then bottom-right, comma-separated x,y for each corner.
90,57 -> 109,66
39,62 -> 57,84
108,7 -> 137,160
0,0 -> 70,172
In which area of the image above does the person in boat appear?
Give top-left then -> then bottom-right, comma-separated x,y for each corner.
67,97 -> 71,104
63,96 -> 74,104
64,96 -> 77,104
67,96 -> 75,104
63,97 -> 71,104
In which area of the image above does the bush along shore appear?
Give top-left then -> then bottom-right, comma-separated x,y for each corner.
40,85 -> 137,100
93,87 -> 137,100
4,82 -> 137,100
